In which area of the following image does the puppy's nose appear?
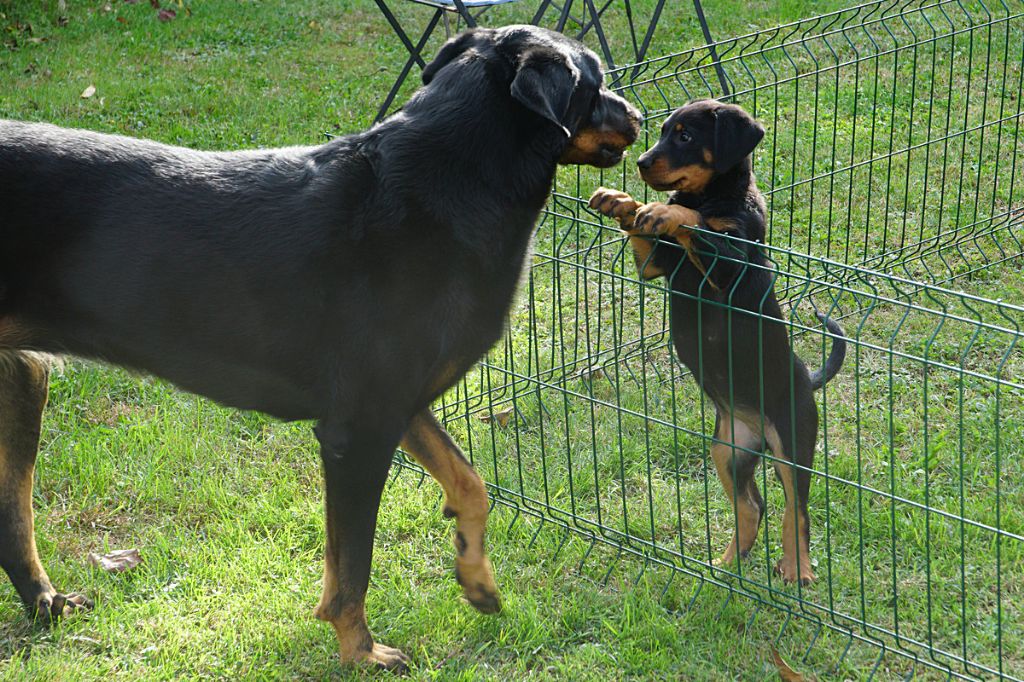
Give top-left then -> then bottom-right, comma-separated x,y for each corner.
637,153 -> 653,171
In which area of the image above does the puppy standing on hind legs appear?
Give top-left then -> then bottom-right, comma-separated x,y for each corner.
590,100 -> 847,585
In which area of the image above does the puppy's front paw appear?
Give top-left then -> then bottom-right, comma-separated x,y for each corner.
632,203 -> 701,237
588,187 -> 641,226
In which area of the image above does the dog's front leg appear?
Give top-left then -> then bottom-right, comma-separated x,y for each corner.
589,187 -> 666,279
632,203 -> 718,287
313,420 -> 409,673
400,410 -> 500,614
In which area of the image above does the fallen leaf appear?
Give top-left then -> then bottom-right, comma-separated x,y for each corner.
770,646 -> 810,681
157,8 -> 176,21
149,0 -> 159,7
308,20 -> 321,31
478,407 -> 513,427
80,84 -> 96,98
88,548 -> 142,573
116,16 -> 128,24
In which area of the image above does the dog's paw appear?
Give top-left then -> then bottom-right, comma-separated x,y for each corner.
588,187 -> 640,225
358,643 -> 411,674
775,557 -> 816,586
631,203 -> 701,237
31,591 -> 93,625
455,557 -> 502,614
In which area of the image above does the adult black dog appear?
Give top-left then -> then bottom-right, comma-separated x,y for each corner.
590,100 -> 844,586
0,25 -> 639,671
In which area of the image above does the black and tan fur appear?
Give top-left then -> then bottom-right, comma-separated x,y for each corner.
589,100 -> 845,585
0,26 -> 640,671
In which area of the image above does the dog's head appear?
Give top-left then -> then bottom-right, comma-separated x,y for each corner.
636,100 -> 764,192
422,25 -> 640,168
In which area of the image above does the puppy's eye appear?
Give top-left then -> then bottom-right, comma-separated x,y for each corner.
678,130 -> 692,143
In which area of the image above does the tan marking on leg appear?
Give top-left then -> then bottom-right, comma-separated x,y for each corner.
710,413 -> 763,569
630,204 -> 720,290
319,593 -> 409,671
400,410 -> 500,614
704,216 -> 738,233
625,234 -> 665,279
0,352 -> 91,622
764,424 -> 815,585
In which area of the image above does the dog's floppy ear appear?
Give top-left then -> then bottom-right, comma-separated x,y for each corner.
423,30 -> 484,85
510,47 -> 578,137
711,104 -> 765,173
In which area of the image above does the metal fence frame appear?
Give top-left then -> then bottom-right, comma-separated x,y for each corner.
398,2 -> 1024,678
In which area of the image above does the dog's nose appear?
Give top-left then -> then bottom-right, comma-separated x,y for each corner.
637,153 -> 653,171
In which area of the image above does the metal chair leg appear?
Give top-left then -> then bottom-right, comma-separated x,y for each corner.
375,7 -> 443,122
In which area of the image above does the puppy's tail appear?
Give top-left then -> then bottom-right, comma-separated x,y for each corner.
808,313 -> 847,391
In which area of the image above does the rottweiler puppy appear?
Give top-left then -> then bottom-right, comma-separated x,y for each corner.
0,26 -> 640,671
590,100 -> 846,585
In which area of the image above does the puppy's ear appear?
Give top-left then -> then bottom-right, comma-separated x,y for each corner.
510,48 -> 578,137
712,104 -> 765,173
423,30 -> 484,85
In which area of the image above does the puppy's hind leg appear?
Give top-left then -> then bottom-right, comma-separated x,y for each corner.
401,410 -> 500,614
0,351 -> 92,623
766,397 -> 818,586
710,410 -> 765,571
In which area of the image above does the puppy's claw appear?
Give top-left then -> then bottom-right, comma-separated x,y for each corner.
774,558 -> 816,586
589,187 -> 640,226
630,202 -> 699,237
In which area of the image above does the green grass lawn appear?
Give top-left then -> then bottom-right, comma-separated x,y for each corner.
2,0 -> 1022,680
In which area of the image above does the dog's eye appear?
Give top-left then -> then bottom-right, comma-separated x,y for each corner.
678,130 -> 692,143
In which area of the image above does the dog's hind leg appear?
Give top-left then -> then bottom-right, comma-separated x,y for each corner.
710,410 -> 765,571
313,419 -> 410,672
401,409 -> 500,614
0,352 -> 93,623
765,398 -> 818,585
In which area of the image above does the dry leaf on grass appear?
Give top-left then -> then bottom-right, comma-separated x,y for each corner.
157,8 -> 176,21
477,407 -> 513,427
88,548 -> 142,573
770,646 -> 811,681
80,84 -> 96,98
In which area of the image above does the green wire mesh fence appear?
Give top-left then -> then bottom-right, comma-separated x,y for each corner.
397,1 -> 1024,678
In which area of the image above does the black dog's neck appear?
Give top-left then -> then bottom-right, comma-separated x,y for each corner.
670,156 -> 755,211
375,81 -> 563,210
